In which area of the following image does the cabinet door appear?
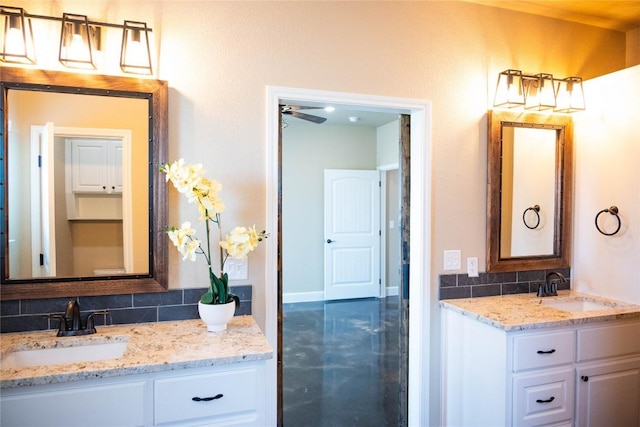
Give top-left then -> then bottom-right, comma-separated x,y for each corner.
575,358 -> 640,427
71,140 -> 108,192
0,380 -> 147,427
108,141 -> 123,193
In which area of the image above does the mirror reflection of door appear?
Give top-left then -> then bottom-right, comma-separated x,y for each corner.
6,89 -> 149,280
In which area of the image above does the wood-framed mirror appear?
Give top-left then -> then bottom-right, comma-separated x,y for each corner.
486,110 -> 573,272
1,67 -> 168,300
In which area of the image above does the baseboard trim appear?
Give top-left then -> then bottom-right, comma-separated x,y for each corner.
386,286 -> 399,297
283,291 -> 325,304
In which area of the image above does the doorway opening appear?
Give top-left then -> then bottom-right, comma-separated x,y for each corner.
266,87 -> 432,426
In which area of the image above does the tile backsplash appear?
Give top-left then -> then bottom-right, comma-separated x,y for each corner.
439,269 -> 570,300
0,285 -> 251,334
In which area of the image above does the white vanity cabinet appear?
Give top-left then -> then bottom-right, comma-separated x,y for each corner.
0,361 -> 266,427
70,139 -> 123,194
442,308 -> 640,427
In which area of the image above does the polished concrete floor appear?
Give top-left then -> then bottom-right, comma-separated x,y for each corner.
283,297 -> 400,426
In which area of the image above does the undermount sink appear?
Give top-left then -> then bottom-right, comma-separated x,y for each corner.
1,340 -> 128,370
542,297 -> 621,313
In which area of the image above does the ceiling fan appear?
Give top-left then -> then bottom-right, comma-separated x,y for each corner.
280,105 -> 327,124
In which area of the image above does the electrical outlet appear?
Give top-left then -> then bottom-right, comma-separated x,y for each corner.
467,257 -> 479,277
444,250 -> 461,271
224,258 -> 248,280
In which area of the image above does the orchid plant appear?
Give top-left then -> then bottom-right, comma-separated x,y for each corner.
161,159 -> 267,306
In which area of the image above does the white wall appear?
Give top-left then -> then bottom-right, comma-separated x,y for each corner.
282,122 -> 377,299
573,65 -> 640,304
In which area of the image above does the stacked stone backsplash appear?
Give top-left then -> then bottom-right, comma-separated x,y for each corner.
439,268 -> 570,300
0,285 -> 251,334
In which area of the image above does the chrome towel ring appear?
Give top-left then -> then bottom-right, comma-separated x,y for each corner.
522,205 -> 541,230
595,206 -> 621,236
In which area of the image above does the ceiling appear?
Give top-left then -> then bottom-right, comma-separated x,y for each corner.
284,1 -> 639,128
464,1 -> 640,32
281,104 -> 400,128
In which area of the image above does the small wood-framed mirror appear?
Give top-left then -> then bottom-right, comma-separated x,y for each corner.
1,67 -> 168,300
486,110 -> 573,272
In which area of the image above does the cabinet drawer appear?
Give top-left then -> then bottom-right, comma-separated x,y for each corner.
577,321 -> 640,362
513,330 -> 575,371
154,365 -> 258,425
513,368 -> 574,427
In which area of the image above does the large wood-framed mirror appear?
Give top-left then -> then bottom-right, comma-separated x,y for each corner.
1,67 -> 168,300
486,110 -> 572,272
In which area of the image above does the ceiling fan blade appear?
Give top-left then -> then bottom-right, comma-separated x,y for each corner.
288,111 -> 327,124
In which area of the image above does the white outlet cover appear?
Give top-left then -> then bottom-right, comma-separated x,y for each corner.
224,258 -> 248,280
444,250 -> 461,270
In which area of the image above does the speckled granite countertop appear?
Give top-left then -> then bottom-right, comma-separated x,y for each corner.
440,291 -> 640,332
0,316 -> 272,389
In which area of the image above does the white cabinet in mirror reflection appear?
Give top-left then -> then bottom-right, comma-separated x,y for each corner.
70,139 -> 123,194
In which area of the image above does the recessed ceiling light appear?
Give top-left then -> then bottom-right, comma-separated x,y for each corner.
348,116 -> 360,122
324,106 -> 335,112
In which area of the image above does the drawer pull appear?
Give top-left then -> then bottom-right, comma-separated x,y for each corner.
536,349 -> 556,354
536,396 -> 555,404
192,394 -> 224,402
581,376 -> 589,382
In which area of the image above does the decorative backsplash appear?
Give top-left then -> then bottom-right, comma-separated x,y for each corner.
0,285 -> 251,334
439,268 -> 570,300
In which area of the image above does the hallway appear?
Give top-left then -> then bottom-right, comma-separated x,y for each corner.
282,297 -> 400,426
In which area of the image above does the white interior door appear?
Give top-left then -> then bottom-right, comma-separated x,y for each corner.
39,122 -> 56,276
324,169 -> 381,300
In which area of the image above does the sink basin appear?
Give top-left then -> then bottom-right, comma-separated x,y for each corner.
1,341 -> 128,369
542,297 -> 618,313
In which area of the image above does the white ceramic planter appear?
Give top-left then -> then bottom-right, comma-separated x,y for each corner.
198,301 -> 236,332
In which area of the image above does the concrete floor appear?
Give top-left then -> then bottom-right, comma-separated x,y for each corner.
283,297 -> 400,426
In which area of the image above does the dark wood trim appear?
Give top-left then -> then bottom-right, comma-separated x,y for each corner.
0,67 -> 168,300
398,114 -> 411,427
486,110 -> 573,273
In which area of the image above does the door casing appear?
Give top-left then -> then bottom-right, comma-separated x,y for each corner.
265,86 -> 432,426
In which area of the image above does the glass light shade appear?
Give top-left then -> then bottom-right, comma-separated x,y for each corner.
120,20 -> 152,75
1,7 -> 36,64
525,73 -> 556,110
494,69 -> 525,108
554,77 -> 585,113
59,13 -> 97,69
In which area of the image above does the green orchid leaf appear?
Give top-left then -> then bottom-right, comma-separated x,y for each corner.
200,291 -> 214,304
228,293 -> 240,309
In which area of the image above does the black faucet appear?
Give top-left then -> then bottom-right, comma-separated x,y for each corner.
537,271 -> 566,297
46,300 -> 108,337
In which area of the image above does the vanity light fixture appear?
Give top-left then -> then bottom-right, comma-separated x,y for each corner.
493,69 -> 585,113
120,20 -> 152,75
493,69 -> 526,108
0,5 -> 153,75
59,13 -> 99,69
0,6 -> 35,64
524,73 -> 556,111
554,76 -> 585,113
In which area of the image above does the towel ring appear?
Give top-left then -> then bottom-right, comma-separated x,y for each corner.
595,206 -> 621,236
522,205 -> 541,230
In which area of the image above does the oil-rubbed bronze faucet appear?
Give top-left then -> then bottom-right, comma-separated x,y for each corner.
537,271 -> 566,297
46,300 -> 108,337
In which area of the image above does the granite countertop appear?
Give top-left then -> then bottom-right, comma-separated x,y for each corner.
0,316 -> 273,389
440,290 -> 640,332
